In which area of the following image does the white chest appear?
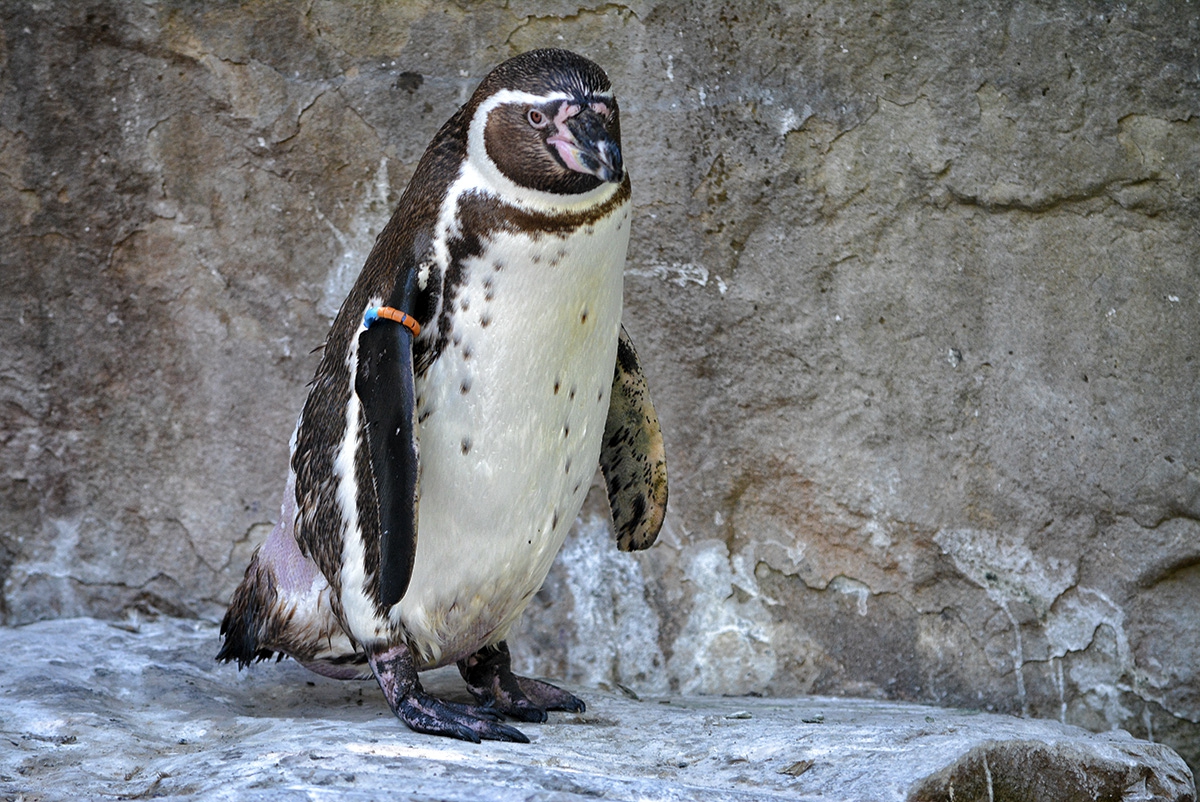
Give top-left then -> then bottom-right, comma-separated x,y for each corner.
398,199 -> 631,667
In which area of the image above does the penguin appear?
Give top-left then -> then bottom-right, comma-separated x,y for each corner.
217,48 -> 667,744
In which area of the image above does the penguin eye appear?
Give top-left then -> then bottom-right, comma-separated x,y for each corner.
526,108 -> 548,128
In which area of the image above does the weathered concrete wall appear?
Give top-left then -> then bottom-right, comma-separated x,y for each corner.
2,0 -> 1197,772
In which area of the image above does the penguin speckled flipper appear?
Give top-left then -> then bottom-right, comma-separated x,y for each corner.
356,306 -> 420,609
601,326 -> 668,551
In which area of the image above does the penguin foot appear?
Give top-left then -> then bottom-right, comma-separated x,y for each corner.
458,641 -> 587,723
369,644 -> 530,743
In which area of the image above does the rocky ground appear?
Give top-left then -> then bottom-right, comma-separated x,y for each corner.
1,617 -> 1192,801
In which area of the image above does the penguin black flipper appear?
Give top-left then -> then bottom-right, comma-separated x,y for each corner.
355,310 -> 420,610
600,326 -> 668,551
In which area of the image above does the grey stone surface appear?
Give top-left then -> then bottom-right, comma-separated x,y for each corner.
2,0 -> 1199,781
1,617 -> 1194,801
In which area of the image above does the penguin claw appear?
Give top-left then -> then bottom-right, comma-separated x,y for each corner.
368,643 -> 530,743
398,692 -> 529,743
514,675 -> 586,714
430,697 -> 504,721
458,641 -> 587,722
495,698 -> 549,723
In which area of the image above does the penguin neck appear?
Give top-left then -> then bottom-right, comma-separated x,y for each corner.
429,166 -> 629,301
461,158 -> 622,215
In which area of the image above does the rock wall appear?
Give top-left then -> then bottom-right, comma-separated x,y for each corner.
2,0 -> 1197,772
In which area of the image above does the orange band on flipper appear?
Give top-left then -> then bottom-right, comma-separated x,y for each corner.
365,306 -> 421,337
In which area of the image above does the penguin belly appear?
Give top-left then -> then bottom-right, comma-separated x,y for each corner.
400,204 -> 631,668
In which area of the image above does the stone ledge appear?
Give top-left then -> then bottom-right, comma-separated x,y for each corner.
1,617 -> 1193,801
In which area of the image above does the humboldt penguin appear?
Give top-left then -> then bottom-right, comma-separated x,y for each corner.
218,48 -> 668,743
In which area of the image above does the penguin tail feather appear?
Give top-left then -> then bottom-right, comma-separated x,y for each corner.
216,555 -> 280,668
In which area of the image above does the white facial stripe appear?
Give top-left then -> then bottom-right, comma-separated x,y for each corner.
467,90 -> 621,213
475,88 -> 613,111
477,88 -> 573,111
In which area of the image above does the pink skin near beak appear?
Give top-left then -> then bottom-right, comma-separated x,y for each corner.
545,102 -> 588,174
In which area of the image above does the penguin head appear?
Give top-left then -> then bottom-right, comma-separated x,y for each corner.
466,49 -> 625,200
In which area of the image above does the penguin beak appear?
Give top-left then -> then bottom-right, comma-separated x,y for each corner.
547,108 -> 624,184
